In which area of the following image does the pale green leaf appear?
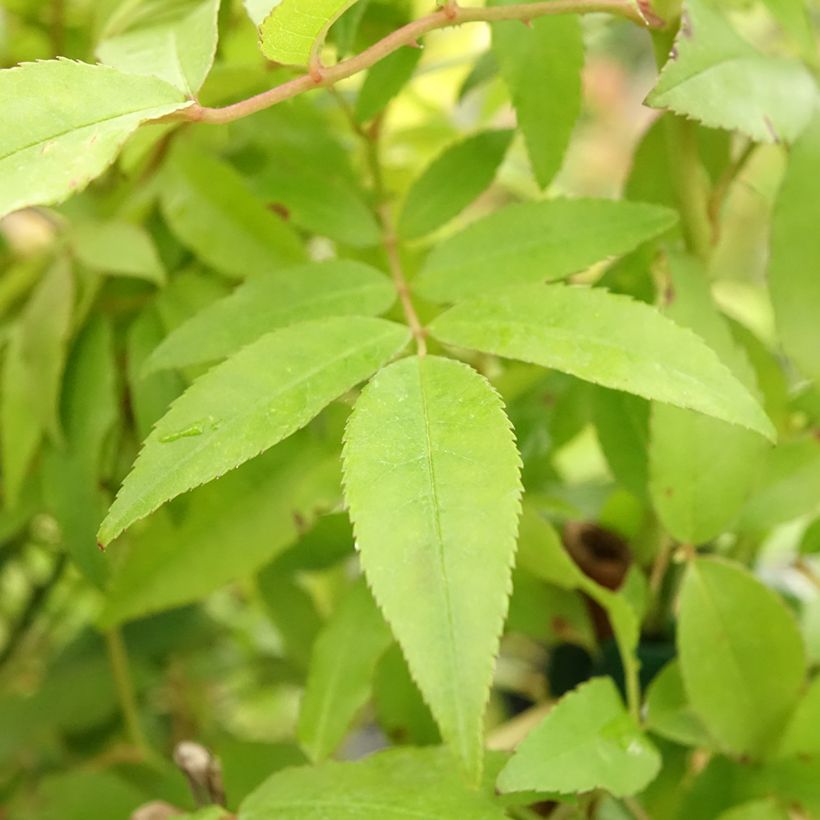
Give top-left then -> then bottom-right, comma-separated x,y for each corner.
760,0 -> 815,56
98,316 -> 409,545
398,130 -> 513,241
429,283 -> 775,440
238,746 -> 507,820
649,254 -> 768,543
776,674 -> 820,758
740,438 -> 820,531
0,59 -> 190,218
342,356 -> 522,782
160,145 -> 306,280
415,199 -> 678,303
769,113 -> 820,383
646,0 -> 816,143
1,260 -> 74,505
99,432 -> 340,626
492,4 -> 582,188
717,799 -> 790,820
69,219 -> 165,284
245,0 -> 275,26
97,0 -> 220,94
678,557 -> 806,757
354,46 -> 422,124
298,579 -> 392,761
144,260 -> 395,373
497,677 -> 661,797
645,660 -> 712,748
42,317 -> 117,587
260,0 -> 359,65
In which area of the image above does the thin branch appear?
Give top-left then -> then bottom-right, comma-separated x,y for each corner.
106,627 -> 152,759
381,204 -> 428,357
170,0 -> 657,126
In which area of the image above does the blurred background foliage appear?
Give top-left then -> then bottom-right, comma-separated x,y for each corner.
0,0 -> 819,817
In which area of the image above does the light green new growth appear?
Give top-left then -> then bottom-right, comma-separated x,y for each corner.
260,0 -> 360,66
342,356 -> 522,783
98,317 -> 410,546
429,283 -> 776,440
497,678 -> 661,797
0,60 -> 190,219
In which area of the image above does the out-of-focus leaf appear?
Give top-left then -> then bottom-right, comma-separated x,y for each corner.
100,431 -> 341,625
97,0 -> 220,94
769,114 -> 820,384
42,317 -> 117,586
69,219 -> 165,284
160,145 -> 306,280
1,260 -> 74,505
298,579 -> 392,761
343,356 -> 522,782
645,660 -> 712,748
415,199 -> 678,303
776,674 -> 820,758
354,46 -> 421,124
593,388 -> 649,498
145,261 -> 395,373
398,130 -> 513,240
678,557 -> 806,757
492,2 -> 582,188
646,0 -> 815,143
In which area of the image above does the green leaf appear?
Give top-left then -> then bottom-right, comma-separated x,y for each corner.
238,746 -> 507,819
98,317 -> 409,546
645,660 -> 712,748
298,579 -> 392,761
593,388 -> 649,498
776,674 -> 820,758
145,261 -> 396,373
96,0 -> 220,95
68,219 -> 165,284
0,59 -> 190,218
717,799 -> 791,820
160,145 -> 306,280
760,0 -> 815,56
249,161 -> 380,247
354,46 -> 422,124
769,114 -> 820,384
740,438 -> 820,531
497,677 -> 661,797
677,557 -> 806,757
100,431 -> 340,626
646,0 -> 816,143
259,0 -> 360,65
415,199 -> 678,303
1,260 -> 74,505
429,283 -> 775,440
491,5 -> 582,188
42,317 -> 117,586
648,255 -> 768,543
342,356 -> 522,782
398,130 -> 513,241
